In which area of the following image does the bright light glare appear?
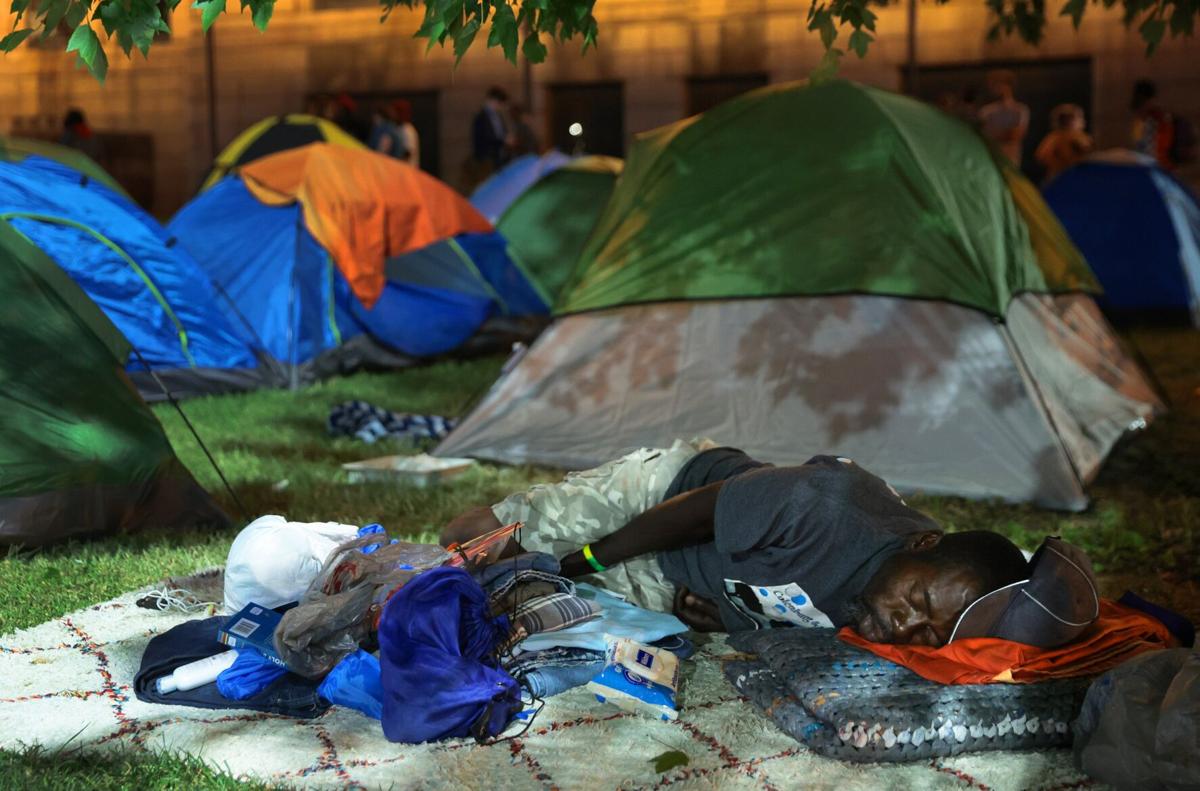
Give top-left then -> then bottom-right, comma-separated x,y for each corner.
568,122 -> 584,137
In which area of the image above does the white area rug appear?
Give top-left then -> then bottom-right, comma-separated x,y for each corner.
0,588 -> 1102,790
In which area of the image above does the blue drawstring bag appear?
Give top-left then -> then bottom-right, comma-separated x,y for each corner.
318,650 -> 384,720
378,566 -> 520,743
216,648 -> 288,700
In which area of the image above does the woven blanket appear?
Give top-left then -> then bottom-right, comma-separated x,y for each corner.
727,628 -> 1092,763
0,587 -> 1101,789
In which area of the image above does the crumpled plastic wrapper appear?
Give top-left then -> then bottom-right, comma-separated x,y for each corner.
274,536 -> 450,678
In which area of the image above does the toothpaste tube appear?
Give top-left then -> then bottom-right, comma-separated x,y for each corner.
586,635 -> 681,721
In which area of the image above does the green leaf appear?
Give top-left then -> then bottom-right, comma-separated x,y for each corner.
199,0 -> 226,32
848,28 -> 871,57
650,750 -> 689,774
521,29 -> 547,62
1059,0 -> 1086,26
438,0 -> 462,28
248,0 -> 273,31
414,11 -> 446,45
452,16 -> 479,63
1139,15 -> 1166,52
0,28 -> 35,52
63,1 -> 86,32
1169,2 -> 1195,35
808,8 -> 838,49
810,46 -> 842,84
486,0 -> 518,61
100,0 -> 168,55
37,0 -> 69,39
580,14 -> 597,52
66,22 -> 98,61
66,23 -> 107,81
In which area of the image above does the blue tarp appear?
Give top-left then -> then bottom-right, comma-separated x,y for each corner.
169,176 -> 548,368
469,150 -> 572,223
1044,157 -> 1200,320
0,158 -> 260,375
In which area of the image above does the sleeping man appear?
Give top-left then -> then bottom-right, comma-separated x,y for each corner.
440,441 -> 1043,646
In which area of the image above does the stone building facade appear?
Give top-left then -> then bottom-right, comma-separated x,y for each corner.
2,0 -> 1196,216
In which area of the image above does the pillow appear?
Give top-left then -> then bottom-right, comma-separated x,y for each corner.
725,628 -> 1091,762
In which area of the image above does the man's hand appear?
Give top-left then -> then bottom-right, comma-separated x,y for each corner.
672,586 -> 724,632
559,549 -> 591,579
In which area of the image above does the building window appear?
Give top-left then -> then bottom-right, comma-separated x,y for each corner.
546,81 -> 624,158
685,73 -> 769,116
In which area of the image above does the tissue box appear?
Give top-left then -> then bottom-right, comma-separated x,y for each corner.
218,603 -> 287,667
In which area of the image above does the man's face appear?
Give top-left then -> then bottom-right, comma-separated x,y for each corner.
852,555 -> 984,646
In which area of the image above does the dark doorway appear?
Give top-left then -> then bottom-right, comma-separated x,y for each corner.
546,82 -> 625,158
98,132 -> 156,211
306,89 -> 441,177
686,73 -> 769,116
905,58 -> 1093,183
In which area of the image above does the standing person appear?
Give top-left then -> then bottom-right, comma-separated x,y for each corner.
331,93 -> 370,143
978,70 -> 1030,168
1130,79 -> 1197,169
472,86 -> 511,170
1035,104 -> 1094,183
508,103 -> 540,158
369,100 -> 420,168
59,108 -> 103,161
390,100 -> 420,168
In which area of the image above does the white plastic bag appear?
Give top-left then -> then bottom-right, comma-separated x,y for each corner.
223,515 -> 360,613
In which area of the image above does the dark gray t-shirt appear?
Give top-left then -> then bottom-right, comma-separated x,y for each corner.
656,449 -> 941,631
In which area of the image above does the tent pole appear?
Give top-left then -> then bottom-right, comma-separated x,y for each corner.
205,28 -> 218,161
522,56 -> 533,111
906,0 -> 919,95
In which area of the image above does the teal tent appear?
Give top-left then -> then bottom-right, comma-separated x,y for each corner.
0,220 -> 226,546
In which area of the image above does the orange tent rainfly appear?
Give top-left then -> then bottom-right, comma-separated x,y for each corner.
839,600 -> 1176,685
240,144 -> 493,308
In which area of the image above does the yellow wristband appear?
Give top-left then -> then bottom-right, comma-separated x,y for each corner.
582,543 -> 607,573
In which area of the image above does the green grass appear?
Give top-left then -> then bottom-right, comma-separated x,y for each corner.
0,744 -> 274,791
0,329 -> 1196,788
0,357 -> 557,636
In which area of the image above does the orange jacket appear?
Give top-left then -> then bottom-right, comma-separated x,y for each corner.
839,600 -> 1175,684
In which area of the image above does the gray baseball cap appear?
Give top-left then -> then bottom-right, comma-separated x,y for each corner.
948,537 -> 1100,648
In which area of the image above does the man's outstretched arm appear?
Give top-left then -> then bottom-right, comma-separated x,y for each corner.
559,481 -> 724,578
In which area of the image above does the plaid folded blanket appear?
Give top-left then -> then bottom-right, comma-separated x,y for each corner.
514,593 -> 602,636
328,400 -> 456,444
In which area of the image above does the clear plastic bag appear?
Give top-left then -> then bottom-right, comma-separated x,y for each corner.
1074,647 -> 1200,789
274,536 -> 450,678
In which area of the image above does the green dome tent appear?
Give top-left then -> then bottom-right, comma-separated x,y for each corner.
437,80 -> 1162,510
0,220 -> 226,546
498,155 -> 623,304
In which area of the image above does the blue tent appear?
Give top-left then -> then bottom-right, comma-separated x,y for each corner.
168,176 -> 548,385
0,157 -> 265,398
469,150 -> 572,223
1044,151 -> 1200,325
